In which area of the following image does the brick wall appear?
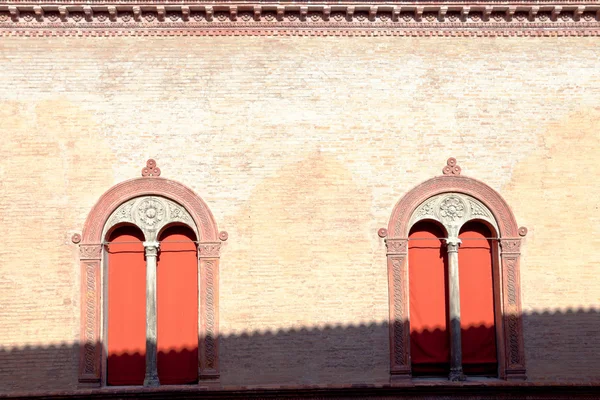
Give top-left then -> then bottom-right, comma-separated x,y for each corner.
0,37 -> 599,393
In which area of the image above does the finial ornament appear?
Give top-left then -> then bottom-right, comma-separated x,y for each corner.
142,159 -> 161,177
442,157 -> 462,176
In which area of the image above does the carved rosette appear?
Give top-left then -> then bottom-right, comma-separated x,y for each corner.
409,192 -> 498,239
104,195 -> 197,242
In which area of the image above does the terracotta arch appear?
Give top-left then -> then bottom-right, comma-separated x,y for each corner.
76,160 -> 224,387
383,158 -> 526,382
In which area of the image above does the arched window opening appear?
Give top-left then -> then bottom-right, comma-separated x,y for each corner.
458,221 -> 498,376
384,158 -> 527,382
76,160 -> 226,388
106,225 -> 146,386
409,221 -> 449,376
157,225 -> 199,385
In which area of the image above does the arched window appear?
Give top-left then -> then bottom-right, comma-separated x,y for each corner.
74,160 -> 226,388
381,158 -> 527,382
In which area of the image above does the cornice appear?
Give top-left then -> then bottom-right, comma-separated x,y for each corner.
0,3 -> 599,37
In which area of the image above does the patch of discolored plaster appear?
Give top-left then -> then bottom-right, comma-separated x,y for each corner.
219,152 -> 389,385
0,99 -> 114,357
504,108 -> 600,382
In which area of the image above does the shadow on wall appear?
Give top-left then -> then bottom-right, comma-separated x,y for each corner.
0,309 -> 599,395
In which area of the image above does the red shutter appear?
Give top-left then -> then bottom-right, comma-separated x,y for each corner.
458,221 -> 498,375
107,226 -> 146,386
157,226 -> 199,384
409,221 -> 450,375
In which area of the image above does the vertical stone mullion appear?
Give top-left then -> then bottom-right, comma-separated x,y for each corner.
143,241 -> 160,387
445,238 -> 466,381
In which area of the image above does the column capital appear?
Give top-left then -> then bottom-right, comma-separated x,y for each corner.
143,241 -> 160,256
445,237 -> 461,252
198,242 -> 221,259
385,238 -> 408,255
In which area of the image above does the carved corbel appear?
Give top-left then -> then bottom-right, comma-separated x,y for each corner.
181,6 -> 190,21
392,6 -> 401,22
276,6 -> 285,21
229,6 -> 237,21
551,6 -> 562,21
528,6 -> 539,21
438,6 -> 448,22
414,7 -> 424,22
83,6 -> 93,22
33,6 -> 44,22
205,6 -> 213,22
8,6 -> 19,22
58,6 -> 68,21
299,6 -> 308,21
253,5 -> 261,21
322,6 -> 331,21
505,7 -> 516,22
461,6 -> 470,22
483,7 -> 493,21
156,6 -> 165,22
132,6 -> 141,22
573,6 -> 585,21
346,6 -> 355,21
369,6 -> 378,22
108,6 -> 117,22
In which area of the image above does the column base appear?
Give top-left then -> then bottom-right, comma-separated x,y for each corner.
448,368 -> 466,382
144,373 -> 160,387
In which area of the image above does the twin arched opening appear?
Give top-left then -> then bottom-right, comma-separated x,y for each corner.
385,160 -> 527,381
76,169 -> 223,388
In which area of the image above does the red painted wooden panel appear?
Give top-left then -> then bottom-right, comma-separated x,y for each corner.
107,226 -> 146,386
458,221 -> 498,376
157,226 -> 198,384
409,221 -> 450,375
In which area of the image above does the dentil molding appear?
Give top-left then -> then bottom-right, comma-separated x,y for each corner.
0,3 -> 599,37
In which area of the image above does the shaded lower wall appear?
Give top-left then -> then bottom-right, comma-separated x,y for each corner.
0,309 -> 599,395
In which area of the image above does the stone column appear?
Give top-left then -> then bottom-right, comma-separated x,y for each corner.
143,241 -> 160,387
446,238 -> 466,381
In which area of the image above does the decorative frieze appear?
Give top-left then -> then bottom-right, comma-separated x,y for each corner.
0,3 -> 599,36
